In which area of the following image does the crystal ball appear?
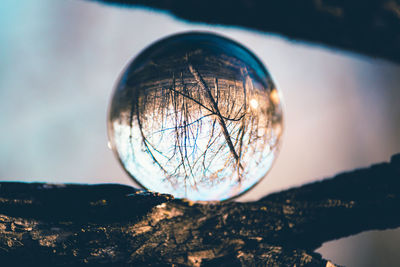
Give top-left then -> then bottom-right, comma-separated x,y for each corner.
108,32 -> 283,201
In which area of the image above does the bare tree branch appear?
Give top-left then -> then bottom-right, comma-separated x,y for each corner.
0,154 -> 399,266
188,64 -> 244,175
89,0 -> 400,64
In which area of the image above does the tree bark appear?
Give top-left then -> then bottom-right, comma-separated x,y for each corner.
0,154 -> 399,266
89,0 -> 400,64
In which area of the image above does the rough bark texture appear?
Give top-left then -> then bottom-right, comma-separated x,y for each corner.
90,0 -> 400,64
0,154 -> 399,266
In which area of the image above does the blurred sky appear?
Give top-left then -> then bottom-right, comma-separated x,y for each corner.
1,0 -> 400,266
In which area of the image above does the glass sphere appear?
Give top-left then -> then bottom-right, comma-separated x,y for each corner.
108,32 -> 283,201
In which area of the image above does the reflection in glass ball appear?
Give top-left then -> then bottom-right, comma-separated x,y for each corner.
108,32 -> 283,201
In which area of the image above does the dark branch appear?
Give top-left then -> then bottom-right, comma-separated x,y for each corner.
188,64 -> 243,173
90,0 -> 400,64
0,154 -> 399,266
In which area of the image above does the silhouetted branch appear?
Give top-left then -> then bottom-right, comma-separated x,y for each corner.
188,64 -> 243,173
90,0 -> 400,64
1,154 -> 399,266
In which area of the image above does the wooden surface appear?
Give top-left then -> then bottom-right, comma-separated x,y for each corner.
0,154 -> 399,266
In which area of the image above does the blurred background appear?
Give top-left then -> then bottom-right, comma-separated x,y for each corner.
1,0 -> 400,266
